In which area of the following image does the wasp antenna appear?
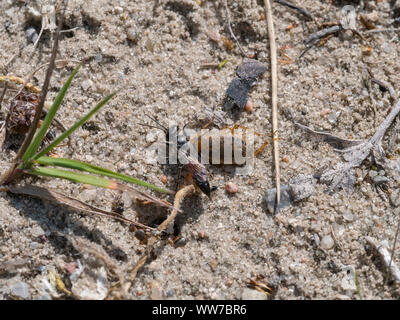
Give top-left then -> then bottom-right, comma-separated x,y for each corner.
137,122 -> 164,131
145,114 -> 168,133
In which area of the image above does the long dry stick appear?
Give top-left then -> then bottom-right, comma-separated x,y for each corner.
264,0 -> 280,210
364,28 -> 400,34
0,6 -> 64,186
115,185 -> 195,298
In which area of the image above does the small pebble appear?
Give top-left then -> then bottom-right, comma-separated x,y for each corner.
79,189 -> 97,202
320,109 -> 331,117
327,111 -> 341,124
343,211 -> 354,222
341,266 -> 357,294
207,30 -> 220,42
81,79 -> 93,91
244,100 -> 254,113
36,293 -> 52,300
209,259 -> 218,272
160,175 -> 168,184
382,42 -> 392,54
369,170 -> 378,178
135,229 -> 146,241
163,288 -> 175,298
390,189 -> 400,207
320,235 -> 335,250
26,6 -> 41,20
150,281 -> 163,300
114,6 -> 123,14
29,242 -> 38,249
145,131 -> 157,143
198,230 -> 206,239
121,191 -> 132,208
373,175 -> 389,185
241,288 -> 268,300
25,26 -> 38,43
31,225 -> 45,238
289,174 -> 316,202
126,28 -> 139,43
11,281 -> 30,299
225,182 -> 238,193
264,185 -> 292,214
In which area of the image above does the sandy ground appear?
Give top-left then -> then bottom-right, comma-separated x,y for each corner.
0,0 -> 400,300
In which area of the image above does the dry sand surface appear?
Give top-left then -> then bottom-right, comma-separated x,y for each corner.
0,0 -> 400,300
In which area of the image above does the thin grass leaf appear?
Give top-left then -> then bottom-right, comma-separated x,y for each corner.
25,166 -> 117,189
25,166 -> 178,211
21,64 -> 81,165
30,92 -> 116,163
35,156 -> 172,194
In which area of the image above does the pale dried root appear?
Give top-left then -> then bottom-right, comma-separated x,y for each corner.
111,185 -> 195,299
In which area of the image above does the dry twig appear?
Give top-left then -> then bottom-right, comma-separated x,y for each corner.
0,7 -> 64,186
115,185 -> 195,298
5,184 -> 156,231
67,235 -> 125,295
264,0 -> 281,210
297,97 -> 400,191
363,28 -> 400,34
274,0 -> 313,20
366,236 -> 400,284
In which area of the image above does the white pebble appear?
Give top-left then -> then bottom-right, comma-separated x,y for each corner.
343,211 -> 354,222
81,79 -> 93,91
241,288 -> 268,300
79,189 -> 98,202
11,282 -> 29,299
320,235 -> 335,250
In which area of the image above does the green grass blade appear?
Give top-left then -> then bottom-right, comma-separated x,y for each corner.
35,156 -> 172,194
22,64 -> 81,165
30,92 -> 116,162
25,166 -> 117,189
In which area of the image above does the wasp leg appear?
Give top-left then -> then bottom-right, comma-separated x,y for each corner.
254,141 -> 269,156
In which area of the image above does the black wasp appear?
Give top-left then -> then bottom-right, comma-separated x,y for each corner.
141,115 -> 213,197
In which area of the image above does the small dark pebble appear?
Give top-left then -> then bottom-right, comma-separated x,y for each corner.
327,260 -> 341,274
25,26 -> 38,43
163,288 -> 175,297
135,229 -> 146,241
264,185 -> 292,214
